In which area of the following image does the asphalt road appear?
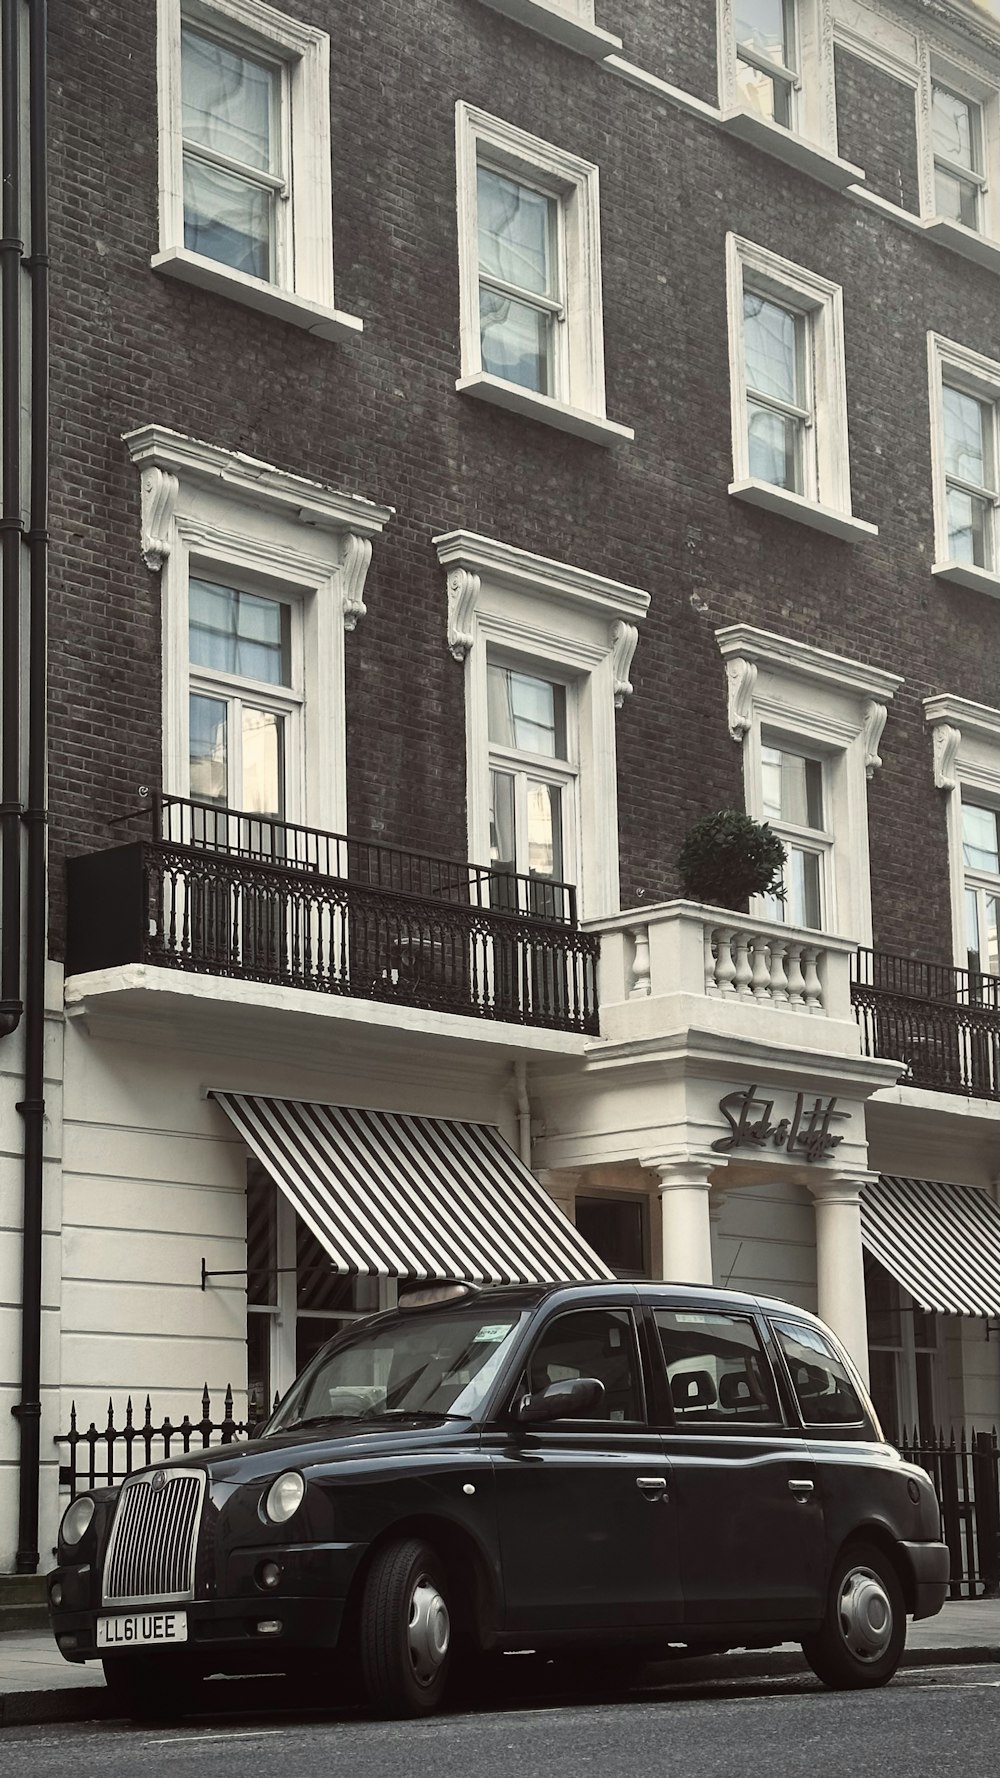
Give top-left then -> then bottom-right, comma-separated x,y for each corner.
3,1663 -> 1000,1777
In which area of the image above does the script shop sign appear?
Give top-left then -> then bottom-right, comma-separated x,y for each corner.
711,1083 -> 849,1163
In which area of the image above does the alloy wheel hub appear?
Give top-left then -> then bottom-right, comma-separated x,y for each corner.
407,1575 -> 450,1686
838,1567 -> 893,1661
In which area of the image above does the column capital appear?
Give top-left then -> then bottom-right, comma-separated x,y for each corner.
806,1169 -> 878,1207
640,1154 -> 714,1195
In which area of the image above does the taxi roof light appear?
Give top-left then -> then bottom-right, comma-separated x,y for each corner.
397,1283 -> 479,1311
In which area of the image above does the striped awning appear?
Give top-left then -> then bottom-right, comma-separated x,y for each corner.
862,1175 -> 1000,1316
211,1091 -> 614,1285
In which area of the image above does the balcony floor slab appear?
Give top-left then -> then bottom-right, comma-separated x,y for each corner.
63,965 -> 593,1073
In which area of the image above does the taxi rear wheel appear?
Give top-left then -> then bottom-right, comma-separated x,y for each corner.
359,1537 -> 452,1717
802,1541 -> 905,1689
101,1652 -> 201,1721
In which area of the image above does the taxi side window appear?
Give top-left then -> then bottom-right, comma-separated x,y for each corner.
525,1309 -> 644,1423
654,1309 -> 783,1426
772,1319 -> 867,1426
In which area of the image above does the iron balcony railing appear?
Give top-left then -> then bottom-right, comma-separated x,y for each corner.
66,796 -> 599,1036
852,947 -> 1000,1101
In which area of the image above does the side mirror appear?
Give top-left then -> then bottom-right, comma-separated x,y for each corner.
515,1376 -> 606,1425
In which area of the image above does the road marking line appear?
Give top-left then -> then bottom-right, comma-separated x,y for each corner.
144,1729 -> 288,1744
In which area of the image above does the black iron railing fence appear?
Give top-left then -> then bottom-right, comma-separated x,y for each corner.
898,1426 -> 1000,1599
66,797 -> 599,1036
852,948 -> 1000,1101
56,1386 -> 273,1500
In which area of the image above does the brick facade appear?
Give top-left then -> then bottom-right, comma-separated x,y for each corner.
46,0 -> 1000,965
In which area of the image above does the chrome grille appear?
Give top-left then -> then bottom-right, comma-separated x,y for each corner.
102,1469 -> 205,1606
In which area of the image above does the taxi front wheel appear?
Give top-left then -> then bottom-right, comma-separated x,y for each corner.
359,1537 -> 452,1717
802,1541 -> 906,1689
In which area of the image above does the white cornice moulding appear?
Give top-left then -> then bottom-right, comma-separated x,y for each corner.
124,426 -> 394,558
716,624 -> 903,706
924,692 -> 1000,786
434,529 -> 650,636
477,0 -> 622,60
923,216 -> 1000,274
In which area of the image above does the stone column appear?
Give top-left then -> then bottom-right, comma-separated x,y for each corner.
709,1185 -> 728,1282
807,1172 -> 874,1383
642,1156 -> 714,1285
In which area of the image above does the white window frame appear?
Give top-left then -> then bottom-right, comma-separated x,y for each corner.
475,0 -> 622,61
435,529 -> 650,921
928,333 -> 1000,598
717,624 -> 903,945
487,658 -> 581,894
757,733 -> 835,930
154,0 -> 362,341
919,48 -> 1000,268
187,580 -> 305,821
124,425 -> 392,831
924,693 -> 1000,976
454,102 -> 633,447
717,0 -> 863,190
726,235 -> 877,542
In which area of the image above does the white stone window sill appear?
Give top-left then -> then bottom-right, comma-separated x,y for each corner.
477,0 -> 622,59
718,109 -> 865,192
456,371 -> 634,445
729,478 -> 878,542
932,559 -> 1000,598
151,247 -> 363,342
923,216 -> 1000,276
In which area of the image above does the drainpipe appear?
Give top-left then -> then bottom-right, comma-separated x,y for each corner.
13,0 -> 48,1574
0,0 -> 24,1040
513,1059 -> 532,1168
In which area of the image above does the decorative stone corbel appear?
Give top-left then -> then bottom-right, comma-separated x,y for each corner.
725,656 -> 757,741
138,467 -> 179,570
446,567 -> 480,661
340,533 -> 373,632
610,621 -> 638,708
861,700 -> 888,779
931,722 -> 962,791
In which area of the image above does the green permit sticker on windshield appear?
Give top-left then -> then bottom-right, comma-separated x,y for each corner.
474,1323 -> 513,1343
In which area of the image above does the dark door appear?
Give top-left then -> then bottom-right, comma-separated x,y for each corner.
490,1303 -> 681,1635
649,1303 -> 826,1626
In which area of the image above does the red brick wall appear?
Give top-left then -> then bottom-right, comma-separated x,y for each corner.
46,0 -> 1000,965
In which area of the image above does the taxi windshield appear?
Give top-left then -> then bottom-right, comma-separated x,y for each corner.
269,1307 -> 526,1431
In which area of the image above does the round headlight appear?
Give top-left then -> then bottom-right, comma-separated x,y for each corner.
60,1496 -> 95,1547
264,1471 -> 305,1525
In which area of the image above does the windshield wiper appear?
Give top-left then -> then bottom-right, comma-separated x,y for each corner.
276,1414 -> 361,1432
355,1408 -> 472,1423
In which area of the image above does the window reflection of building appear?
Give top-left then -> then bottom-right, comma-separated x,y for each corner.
487,661 -> 576,913
962,801 -> 1000,976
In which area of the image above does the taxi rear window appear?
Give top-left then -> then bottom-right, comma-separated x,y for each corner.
771,1319 -> 869,1427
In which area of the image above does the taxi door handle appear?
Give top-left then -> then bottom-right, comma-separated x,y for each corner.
636,1475 -> 669,1500
788,1477 -> 814,1496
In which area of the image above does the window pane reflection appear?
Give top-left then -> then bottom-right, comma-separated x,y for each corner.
488,666 -> 566,756
526,779 -> 563,881
190,693 -> 228,805
183,156 -> 272,280
190,580 -> 291,685
182,27 -> 275,172
962,803 -> 999,874
241,706 -> 284,817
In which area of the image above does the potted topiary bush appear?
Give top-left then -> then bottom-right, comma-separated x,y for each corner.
676,810 -> 786,913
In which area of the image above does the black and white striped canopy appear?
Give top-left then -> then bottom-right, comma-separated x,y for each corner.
211,1091 -> 613,1285
862,1175 -> 1000,1316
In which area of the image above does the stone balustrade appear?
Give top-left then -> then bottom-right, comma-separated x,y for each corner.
588,900 -> 859,1035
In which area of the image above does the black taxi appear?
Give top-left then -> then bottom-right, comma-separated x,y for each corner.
48,1281 -> 949,1718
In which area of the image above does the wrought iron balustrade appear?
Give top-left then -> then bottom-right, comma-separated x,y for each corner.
852,947 -> 1000,1100
66,800 -> 599,1036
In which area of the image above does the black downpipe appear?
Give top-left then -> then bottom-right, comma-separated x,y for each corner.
13,0 -> 48,1574
0,0 -> 24,1039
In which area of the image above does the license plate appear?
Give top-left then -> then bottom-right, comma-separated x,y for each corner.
97,1611 -> 188,1649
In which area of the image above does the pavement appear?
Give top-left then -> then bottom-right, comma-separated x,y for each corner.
1,1601 -> 999,1729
